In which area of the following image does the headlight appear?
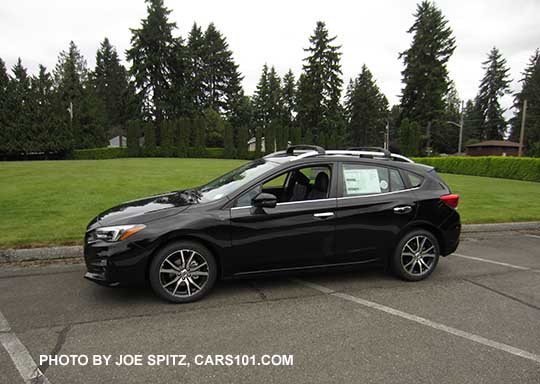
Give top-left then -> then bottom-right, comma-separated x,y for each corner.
93,224 -> 146,242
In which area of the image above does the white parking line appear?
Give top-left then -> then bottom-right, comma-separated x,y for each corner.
294,279 -> 540,364
453,253 -> 535,271
0,310 -> 51,384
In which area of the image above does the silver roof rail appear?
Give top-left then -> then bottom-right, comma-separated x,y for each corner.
263,147 -> 414,163
325,150 -> 414,163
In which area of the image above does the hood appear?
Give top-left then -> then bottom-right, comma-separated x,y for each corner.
87,190 -> 201,230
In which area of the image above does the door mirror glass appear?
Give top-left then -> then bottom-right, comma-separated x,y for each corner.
252,193 -> 277,209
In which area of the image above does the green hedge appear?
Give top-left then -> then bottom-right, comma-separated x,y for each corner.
71,147 -> 253,160
413,156 -> 540,182
70,147 -> 129,160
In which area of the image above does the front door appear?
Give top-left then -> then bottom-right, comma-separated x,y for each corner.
228,164 -> 337,275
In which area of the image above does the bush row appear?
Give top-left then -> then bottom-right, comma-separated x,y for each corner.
413,156 -> 540,182
70,147 -> 259,160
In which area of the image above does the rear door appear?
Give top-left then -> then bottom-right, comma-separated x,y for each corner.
332,162 -> 418,264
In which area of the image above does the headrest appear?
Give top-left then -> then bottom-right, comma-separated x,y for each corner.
314,172 -> 329,191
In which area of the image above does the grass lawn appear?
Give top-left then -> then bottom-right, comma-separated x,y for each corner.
1,158 -> 540,248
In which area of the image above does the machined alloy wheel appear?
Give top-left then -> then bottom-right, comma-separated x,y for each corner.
149,241 -> 217,303
393,229 -> 440,281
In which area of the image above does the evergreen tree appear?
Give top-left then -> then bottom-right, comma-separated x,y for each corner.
475,47 -> 511,140
127,120 -> 141,156
9,59 -> 32,154
0,58 -> 11,155
93,37 -> 130,142
461,99 -> 482,144
29,65 -> 55,153
204,107 -> 225,147
54,41 -> 88,149
510,49 -> 540,156
344,65 -> 389,147
388,105 -> 401,151
127,0 -> 177,143
399,1 -> 456,152
175,117 -> 189,157
192,116 -> 207,157
186,23 -> 206,116
160,119 -> 175,156
399,118 -> 421,156
143,121 -> 156,156
222,121 -> 236,158
252,64 -> 270,152
282,70 -> 298,145
296,21 -> 344,147
435,81 -> 461,153
202,23 -> 244,115
229,95 -> 253,155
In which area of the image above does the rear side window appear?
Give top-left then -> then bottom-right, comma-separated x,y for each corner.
403,171 -> 424,188
341,164 -> 406,196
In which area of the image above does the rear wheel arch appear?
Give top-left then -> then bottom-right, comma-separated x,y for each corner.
395,222 -> 444,255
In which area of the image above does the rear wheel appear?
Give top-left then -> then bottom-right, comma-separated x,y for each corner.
149,241 -> 217,303
392,229 -> 440,281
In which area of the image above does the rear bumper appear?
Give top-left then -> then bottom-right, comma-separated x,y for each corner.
83,239 -> 154,286
440,212 -> 461,256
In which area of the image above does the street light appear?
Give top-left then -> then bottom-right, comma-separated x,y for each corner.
445,101 -> 465,154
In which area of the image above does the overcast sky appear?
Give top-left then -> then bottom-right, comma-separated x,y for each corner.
2,0 -> 539,118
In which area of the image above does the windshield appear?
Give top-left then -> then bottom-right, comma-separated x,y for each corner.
197,159 -> 280,203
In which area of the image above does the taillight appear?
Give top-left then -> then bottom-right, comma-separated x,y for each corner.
440,194 -> 459,209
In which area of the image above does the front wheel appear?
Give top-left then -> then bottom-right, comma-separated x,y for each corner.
392,229 -> 440,281
149,241 -> 217,303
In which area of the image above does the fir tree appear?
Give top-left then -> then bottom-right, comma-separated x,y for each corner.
344,65 -> 389,147
127,0 -> 177,143
202,23 -> 244,115
435,82 -> 461,153
204,107 -> 225,147
93,37 -> 130,142
192,116 -> 207,157
282,69 -> 298,144
296,21 -> 344,146
11,58 -> 32,154
399,118 -> 421,156
127,120 -> 141,156
222,121 -> 236,158
30,65 -> 62,154
0,58 -> 11,155
252,64 -> 269,152
511,49 -> 540,156
475,47 -> 511,140
176,117 -> 190,157
399,1 -> 456,151
186,23 -> 206,116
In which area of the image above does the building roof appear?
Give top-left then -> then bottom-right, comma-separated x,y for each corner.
466,140 -> 521,148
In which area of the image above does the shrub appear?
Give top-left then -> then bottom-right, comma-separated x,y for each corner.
413,156 -> 540,182
142,121 -> 156,157
127,120 -> 140,157
71,147 -> 129,160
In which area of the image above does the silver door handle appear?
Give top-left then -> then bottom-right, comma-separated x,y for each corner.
393,206 -> 412,214
313,212 -> 335,218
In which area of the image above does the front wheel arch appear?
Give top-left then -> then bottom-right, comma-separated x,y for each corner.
146,233 -> 224,282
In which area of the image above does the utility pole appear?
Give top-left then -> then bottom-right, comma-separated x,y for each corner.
518,99 -> 527,157
384,120 -> 390,150
458,100 -> 464,154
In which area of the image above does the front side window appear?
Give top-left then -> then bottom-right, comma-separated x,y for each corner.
234,164 -> 332,207
341,163 -> 406,197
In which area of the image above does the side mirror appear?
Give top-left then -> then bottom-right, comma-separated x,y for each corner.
252,193 -> 277,209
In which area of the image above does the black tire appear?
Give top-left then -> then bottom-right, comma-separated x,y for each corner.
149,241 -> 217,303
392,229 -> 440,281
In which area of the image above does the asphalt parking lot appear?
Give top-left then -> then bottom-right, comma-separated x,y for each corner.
1,230 -> 540,384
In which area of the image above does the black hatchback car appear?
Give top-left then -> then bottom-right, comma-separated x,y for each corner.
84,145 -> 460,303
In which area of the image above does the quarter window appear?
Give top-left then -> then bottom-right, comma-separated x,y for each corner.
341,164 -> 406,197
404,171 -> 424,188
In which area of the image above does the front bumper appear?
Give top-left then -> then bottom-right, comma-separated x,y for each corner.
83,238 -> 155,287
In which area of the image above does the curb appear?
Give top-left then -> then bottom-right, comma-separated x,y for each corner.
1,221 -> 540,264
461,221 -> 540,233
0,246 -> 83,263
